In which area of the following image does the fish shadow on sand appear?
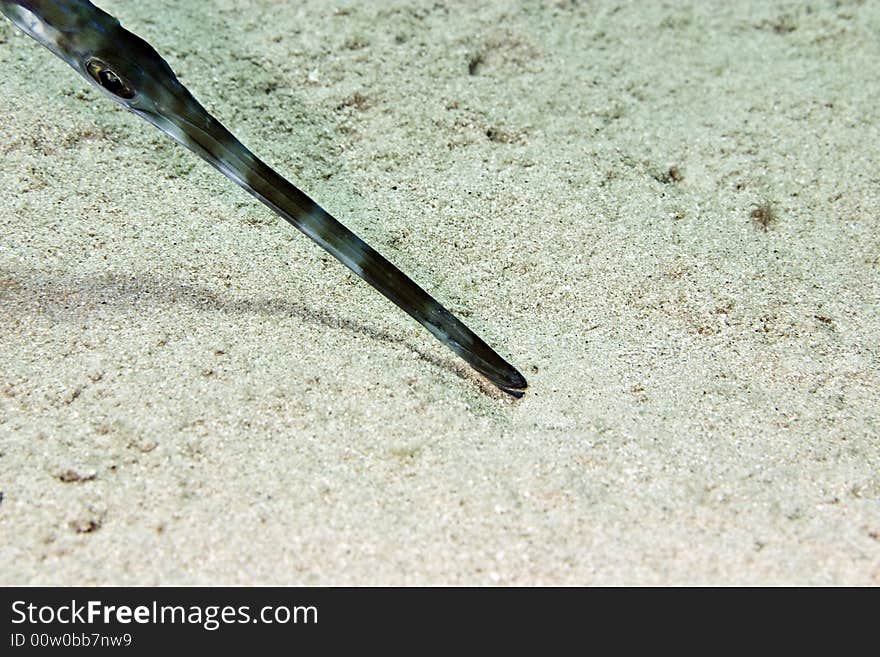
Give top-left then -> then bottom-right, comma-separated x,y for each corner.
0,269 -> 504,395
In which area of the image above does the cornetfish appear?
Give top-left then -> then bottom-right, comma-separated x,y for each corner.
0,0 -> 527,396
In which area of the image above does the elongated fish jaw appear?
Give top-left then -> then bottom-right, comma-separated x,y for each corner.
138,91 -> 529,396
140,102 -> 529,396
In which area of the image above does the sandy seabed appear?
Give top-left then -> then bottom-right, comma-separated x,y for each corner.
1,1 -> 878,585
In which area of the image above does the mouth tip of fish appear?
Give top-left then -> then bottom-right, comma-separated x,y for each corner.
502,386 -> 527,399
495,372 -> 528,398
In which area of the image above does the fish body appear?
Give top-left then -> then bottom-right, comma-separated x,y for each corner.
0,0 -> 527,396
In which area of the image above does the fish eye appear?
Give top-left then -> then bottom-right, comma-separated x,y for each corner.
85,58 -> 136,99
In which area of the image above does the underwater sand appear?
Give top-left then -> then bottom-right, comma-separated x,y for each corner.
1,0 -> 878,584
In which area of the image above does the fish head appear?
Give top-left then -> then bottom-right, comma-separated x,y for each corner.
1,0 -> 223,161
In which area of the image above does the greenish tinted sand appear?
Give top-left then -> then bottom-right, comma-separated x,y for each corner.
0,1 -> 878,584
